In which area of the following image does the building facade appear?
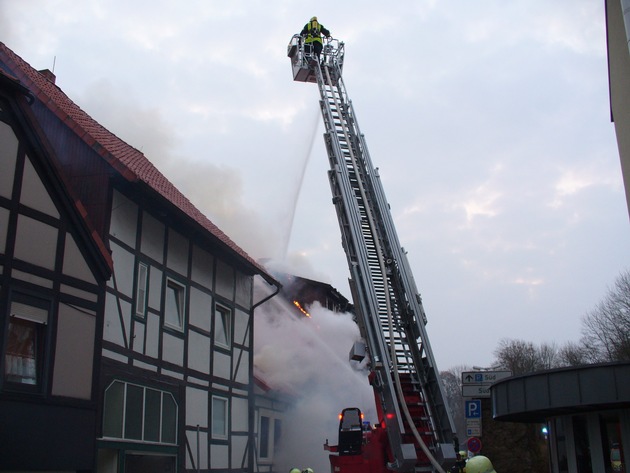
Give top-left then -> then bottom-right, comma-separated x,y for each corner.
98,188 -> 269,473
492,362 -> 630,473
606,0 -> 630,219
0,65 -> 112,472
0,41 -> 279,473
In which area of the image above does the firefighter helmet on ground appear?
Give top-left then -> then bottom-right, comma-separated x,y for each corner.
290,469 -> 300,473
465,455 -> 496,473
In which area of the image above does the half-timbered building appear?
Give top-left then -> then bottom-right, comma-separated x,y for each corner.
0,42 -> 279,473
0,62 -> 113,473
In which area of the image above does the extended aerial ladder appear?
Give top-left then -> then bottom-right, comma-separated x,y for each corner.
287,35 -> 457,473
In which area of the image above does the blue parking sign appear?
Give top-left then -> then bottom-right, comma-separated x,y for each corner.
465,400 -> 481,418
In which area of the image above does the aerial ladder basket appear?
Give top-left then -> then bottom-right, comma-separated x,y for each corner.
287,34 -> 344,84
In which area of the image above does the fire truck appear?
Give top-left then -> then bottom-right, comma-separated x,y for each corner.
287,35 -> 458,473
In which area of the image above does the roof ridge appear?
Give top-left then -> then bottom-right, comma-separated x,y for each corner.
0,41 -> 274,283
0,42 -> 145,178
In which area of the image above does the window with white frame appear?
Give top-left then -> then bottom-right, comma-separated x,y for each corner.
214,304 -> 231,348
3,297 -> 49,388
258,413 -> 281,461
211,395 -> 228,438
164,277 -> 185,330
135,262 -> 148,318
102,380 -> 177,444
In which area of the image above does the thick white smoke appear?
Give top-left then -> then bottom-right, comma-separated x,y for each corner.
254,278 -> 377,473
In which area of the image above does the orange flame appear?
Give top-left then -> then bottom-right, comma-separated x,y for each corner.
293,300 -> 311,317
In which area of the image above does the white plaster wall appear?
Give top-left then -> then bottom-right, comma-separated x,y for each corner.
148,266 -> 162,312
0,121 -> 17,199
210,444 -> 229,469
132,321 -> 145,354
12,269 -> 52,288
132,359 -> 157,372
109,190 -> 138,248
167,229 -> 189,277
63,233 -> 96,283
60,283 -> 98,303
231,396 -> 249,432
233,347 -> 249,385
14,215 -> 57,270
189,287 -> 212,331
231,435 -> 248,469
51,304 -> 95,399
186,430 -> 208,470
161,368 -> 184,380
162,331 -> 184,365
186,386 -> 209,427
109,241 -> 134,298
141,212 -> 165,263
235,272 -> 252,308
215,260 -> 234,300
145,312 -> 160,358
188,330 -> 210,374
213,351 -> 231,380
103,292 -> 130,347
191,245 -> 214,288
20,157 -> 59,217
233,309 -> 249,345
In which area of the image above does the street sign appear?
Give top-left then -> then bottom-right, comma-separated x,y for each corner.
467,437 -> 482,454
461,370 -> 512,385
465,400 -> 481,418
466,419 -> 481,437
462,384 -> 491,398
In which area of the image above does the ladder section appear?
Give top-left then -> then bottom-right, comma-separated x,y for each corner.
317,65 -> 393,372
286,30 -> 458,465
315,63 -> 448,469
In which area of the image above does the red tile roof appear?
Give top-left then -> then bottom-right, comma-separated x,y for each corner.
0,41 -> 275,284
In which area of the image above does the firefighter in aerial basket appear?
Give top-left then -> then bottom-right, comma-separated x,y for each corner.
300,16 -> 330,63
465,455 -> 497,473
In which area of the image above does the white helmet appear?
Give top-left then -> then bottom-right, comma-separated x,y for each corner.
465,455 -> 496,473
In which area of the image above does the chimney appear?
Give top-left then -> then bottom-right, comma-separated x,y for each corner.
38,69 -> 56,84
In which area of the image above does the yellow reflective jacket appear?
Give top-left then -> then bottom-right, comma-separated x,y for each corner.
301,20 -> 330,44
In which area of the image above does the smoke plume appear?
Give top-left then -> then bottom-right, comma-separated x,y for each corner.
254,278 -> 376,473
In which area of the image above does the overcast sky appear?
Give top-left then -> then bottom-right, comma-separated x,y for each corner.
3,1 -> 629,371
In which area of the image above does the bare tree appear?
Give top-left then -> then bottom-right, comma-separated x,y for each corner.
580,270 -> 630,362
440,365 -> 470,444
493,339 -> 547,375
494,338 -> 600,373
538,341 -> 560,370
557,340 -> 590,367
